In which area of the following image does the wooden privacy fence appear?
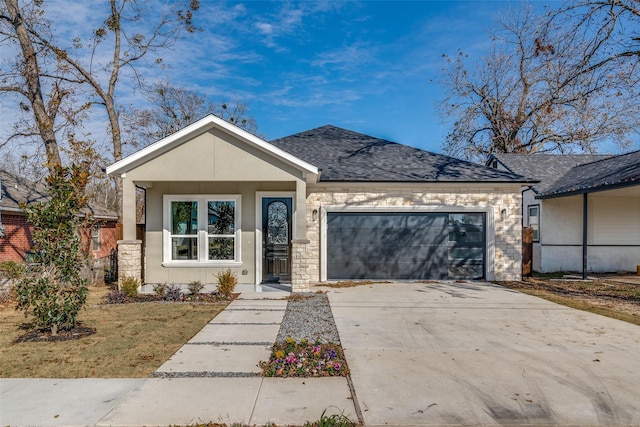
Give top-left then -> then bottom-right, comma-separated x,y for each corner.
522,226 -> 533,277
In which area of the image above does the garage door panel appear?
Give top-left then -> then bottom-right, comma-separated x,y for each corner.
327,212 -> 485,280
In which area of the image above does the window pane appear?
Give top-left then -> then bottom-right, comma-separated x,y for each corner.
448,213 -> 483,226
449,247 -> 484,260
449,230 -> 483,243
172,201 -> 198,235
267,201 -> 288,244
208,237 -> 234,260
172,237 -> 198,260
208,201 -> 235,234
92,225 -> 100,251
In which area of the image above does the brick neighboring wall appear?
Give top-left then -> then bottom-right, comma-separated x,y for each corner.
301,186 -> 522,288
1,212 -> 117,263
0,213 -> 33,262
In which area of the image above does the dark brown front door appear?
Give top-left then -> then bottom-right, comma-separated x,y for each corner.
262,197 -> 292,283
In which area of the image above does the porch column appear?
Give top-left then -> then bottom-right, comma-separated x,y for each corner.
294,179 -> 308,240
291,178 -> 310,292
118,176 -> 142,288
117,239 -> 142,289
121,176 -> 137,240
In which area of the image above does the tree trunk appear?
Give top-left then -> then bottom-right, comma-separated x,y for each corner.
4,0 -> 62,172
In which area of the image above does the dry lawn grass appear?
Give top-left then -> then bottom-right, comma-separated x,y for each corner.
0,285 -> 229,378
499,278 -> 640,326
320,280 -> 391,288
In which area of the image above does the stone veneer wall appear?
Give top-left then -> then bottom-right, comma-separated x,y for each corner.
299,186 -> 522,290
290,239 -> 311,292
117,240 -> 142,289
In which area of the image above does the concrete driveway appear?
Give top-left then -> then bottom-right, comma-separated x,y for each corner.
326,281 -> 640,426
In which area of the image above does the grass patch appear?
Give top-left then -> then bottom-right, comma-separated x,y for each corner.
321,280 -> 391,288
0,285 -> 229,378
499,280 -> 640,326
532,271 -> 572,279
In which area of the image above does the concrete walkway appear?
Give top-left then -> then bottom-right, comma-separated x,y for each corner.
0,291 -> 357,427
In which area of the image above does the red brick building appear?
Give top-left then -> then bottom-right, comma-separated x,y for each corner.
0,170 -> 118,263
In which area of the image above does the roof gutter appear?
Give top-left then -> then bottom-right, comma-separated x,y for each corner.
536,179 -> 639,199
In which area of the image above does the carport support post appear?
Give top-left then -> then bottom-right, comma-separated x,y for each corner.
582,192 -> 588,280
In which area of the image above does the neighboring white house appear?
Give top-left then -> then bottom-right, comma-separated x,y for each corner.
487,152 -> 640,276
106,115 -> 535,292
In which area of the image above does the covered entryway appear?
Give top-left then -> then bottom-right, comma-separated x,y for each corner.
326,211 -> 485,280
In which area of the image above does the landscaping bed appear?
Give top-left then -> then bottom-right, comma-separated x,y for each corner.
260,292 -> 349,377
499,277 -> 640,326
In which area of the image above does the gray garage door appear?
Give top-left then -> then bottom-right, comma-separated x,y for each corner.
327,212 -> 485,280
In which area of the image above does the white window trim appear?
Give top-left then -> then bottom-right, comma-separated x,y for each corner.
528,205 -> 540,242
92,225 -> 100,252
163,194 -> 242,267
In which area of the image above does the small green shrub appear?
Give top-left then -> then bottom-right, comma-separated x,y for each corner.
187,280 -> 204,295
305,409 -> 356,427
216,269 -> 237,299
0,261 -> 26,279
120,276 -> 139,298
152,283 -> 167,296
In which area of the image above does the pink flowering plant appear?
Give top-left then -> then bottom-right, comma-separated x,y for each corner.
260,337 -> 348,377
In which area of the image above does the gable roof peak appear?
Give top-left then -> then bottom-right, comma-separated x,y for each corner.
106,114 -> 318,178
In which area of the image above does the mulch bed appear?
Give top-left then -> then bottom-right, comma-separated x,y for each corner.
14,326 -> 96,343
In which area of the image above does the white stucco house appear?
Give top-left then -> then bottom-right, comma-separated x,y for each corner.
487,152 -> 640,277
106,115 -> 535,292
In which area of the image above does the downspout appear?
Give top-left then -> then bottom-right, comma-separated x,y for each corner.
582,192 -> 588,280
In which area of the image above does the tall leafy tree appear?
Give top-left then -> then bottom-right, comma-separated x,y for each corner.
14,164 -> 91,336
439,4 -> 639,162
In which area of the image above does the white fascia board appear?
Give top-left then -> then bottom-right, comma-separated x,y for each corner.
106,114 -> 319,178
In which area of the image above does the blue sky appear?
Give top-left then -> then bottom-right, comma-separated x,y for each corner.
6,0 -> 635,161
146,0 -> 563,153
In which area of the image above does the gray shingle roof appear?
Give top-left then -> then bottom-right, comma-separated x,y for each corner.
0,170 -> 118,220
270,125 -> 534,183
489,153 -> 611,194
537,150 -> 640,198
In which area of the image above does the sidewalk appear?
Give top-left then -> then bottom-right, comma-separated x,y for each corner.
0,292 -> 357,427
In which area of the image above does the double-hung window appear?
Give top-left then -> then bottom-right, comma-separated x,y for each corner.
528,205 -> 539,242
92,225 -> 100,251
164,195 -> 241,264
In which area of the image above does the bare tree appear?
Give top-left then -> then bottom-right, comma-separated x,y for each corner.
439,5 -> 639,162
1,0 -> 200,220
0,0 -> 65,172
548,1 -> 640,72
122,81 -> 260,150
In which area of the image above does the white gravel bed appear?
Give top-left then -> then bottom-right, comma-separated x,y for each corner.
275,293 -> 341,344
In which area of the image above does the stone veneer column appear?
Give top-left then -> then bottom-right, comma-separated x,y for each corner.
117,240 -> 142,289
290,239 -> 311,292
